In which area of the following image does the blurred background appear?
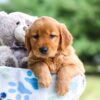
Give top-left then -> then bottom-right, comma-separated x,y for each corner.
0,0 -> 100,99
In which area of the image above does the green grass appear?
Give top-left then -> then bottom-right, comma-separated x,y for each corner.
80,76 -> 100,100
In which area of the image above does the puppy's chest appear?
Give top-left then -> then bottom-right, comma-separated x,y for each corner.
45,55 -> 65,73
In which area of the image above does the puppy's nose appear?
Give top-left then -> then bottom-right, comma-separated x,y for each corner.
39,47 -> 48,54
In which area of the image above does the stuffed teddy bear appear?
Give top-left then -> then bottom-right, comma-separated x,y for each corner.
0,11 -> 37,46
0,11 -> 37,68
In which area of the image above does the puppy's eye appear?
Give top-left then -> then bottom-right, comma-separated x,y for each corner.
32,34 -> 39,39
50,34 -> 57,39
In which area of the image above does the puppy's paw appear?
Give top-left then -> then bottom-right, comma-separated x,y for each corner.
56,81 -> 69,96
38,75 -> 52,88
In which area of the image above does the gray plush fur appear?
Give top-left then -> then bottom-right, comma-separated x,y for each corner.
0,46 -> 18,67
0,38 -> 4,45
11,43 -> 28,68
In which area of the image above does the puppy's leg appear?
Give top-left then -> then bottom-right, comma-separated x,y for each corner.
56,65 -> 80,96
30,62 -> 52,88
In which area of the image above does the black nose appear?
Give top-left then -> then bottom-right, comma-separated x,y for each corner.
39,47 -> 48,54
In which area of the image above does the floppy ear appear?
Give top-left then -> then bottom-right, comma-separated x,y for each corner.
25,28 -> 31,53
59,24 -> 73,50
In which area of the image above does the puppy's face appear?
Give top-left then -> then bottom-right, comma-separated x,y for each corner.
25,17 -> 73,58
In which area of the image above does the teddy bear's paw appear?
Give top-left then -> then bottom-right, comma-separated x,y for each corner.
38,75 -> 52,88
56,81 -> 69,96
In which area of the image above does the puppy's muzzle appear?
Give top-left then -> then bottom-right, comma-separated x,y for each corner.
39,47 -> 48,54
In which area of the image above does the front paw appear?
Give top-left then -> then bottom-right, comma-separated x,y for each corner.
38,75 -> 52,88
56,81 -> 69,96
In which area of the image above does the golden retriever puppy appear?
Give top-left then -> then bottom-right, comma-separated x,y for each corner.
25,16 -> 85,96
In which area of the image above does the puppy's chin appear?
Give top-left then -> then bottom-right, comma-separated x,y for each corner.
33,51 -> 56,59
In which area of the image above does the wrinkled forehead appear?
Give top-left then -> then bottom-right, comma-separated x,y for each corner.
30,17 -> 59,34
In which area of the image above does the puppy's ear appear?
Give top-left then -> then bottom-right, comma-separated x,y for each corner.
25,28 -> 31,53
59,24 -> 73,50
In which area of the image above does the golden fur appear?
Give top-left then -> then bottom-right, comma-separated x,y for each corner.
25,16 -> 85,96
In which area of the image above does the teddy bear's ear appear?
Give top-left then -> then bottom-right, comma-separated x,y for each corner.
25,28 -> 31,53
59,24 -> 73,50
